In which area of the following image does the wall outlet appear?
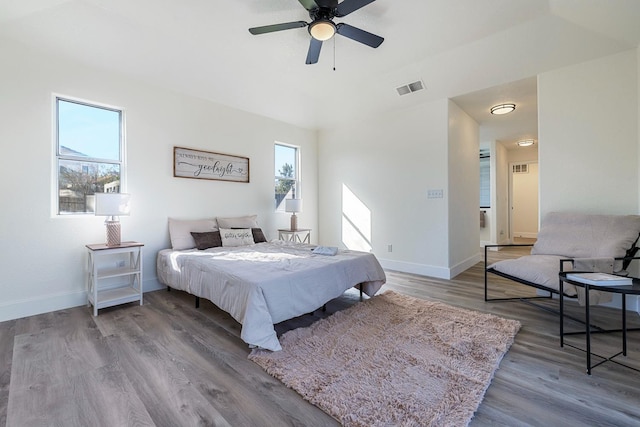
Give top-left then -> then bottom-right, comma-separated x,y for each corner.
387,244 -> 393,252
427,189 -> 444,199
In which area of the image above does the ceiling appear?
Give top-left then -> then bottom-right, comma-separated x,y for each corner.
1,0 -> 640,143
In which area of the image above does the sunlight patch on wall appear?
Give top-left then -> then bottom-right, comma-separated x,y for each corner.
342,184 -> 372,252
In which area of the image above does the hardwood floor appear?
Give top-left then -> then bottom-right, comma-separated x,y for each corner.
2,246 -> 640,426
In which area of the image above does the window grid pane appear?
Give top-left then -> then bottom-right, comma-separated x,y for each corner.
56,97 -> 123,215
275,144 -> 298,211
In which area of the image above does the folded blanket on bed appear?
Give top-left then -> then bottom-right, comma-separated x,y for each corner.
312,246 -> 339,256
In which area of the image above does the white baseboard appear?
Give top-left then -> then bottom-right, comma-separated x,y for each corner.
513,232 -> 538,239
379,255 -> 481,280
449,253 -> 482,279
378,258 -> 451,279
0,277 -> 165,323
0,290 -> 87,323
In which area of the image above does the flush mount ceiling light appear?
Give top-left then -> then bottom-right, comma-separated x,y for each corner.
309,19 -> 336,41
490,103 -> 516,115
517,139 -> 535,147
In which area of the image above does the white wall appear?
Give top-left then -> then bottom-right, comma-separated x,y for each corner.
538,50 -> 639,216
318,100 -> 450,277
0,37 -> 318,321
539,48 -> 639,312
447,100 -> 481,276
495,141 -> 510,244
318,99 -> 479,279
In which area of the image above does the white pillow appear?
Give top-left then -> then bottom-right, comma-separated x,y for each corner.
220,228 -> 255,247
216,214 -> 258,229
169,218 -> 218,250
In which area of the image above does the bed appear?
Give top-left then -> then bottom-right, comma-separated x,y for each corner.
156,217 -> 386,351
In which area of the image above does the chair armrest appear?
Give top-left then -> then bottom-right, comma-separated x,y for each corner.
559,255 -> 640,273
484,244 -> 535,249
559,258 -> 573,272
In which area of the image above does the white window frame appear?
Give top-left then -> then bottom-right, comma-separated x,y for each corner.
52,94 -> 126,216
274,142 -> 300,212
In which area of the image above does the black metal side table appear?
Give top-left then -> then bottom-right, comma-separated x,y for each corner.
559,271 -> 640,374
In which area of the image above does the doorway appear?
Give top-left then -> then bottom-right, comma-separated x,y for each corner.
509,161 -> 539,240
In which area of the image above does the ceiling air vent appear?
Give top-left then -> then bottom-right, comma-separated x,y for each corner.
512,164 -> 529,174
396,80 -> 425,96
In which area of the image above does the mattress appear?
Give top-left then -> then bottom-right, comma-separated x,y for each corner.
157,240 -> 386,351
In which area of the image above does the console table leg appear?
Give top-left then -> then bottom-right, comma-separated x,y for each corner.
559,281 -> 564,347
585,284 -> 591,375
623,293 -> 627,356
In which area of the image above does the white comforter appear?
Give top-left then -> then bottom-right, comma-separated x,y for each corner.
156,241 -> 386,351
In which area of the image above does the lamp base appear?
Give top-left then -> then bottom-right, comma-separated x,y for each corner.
290,213 -> 298,231
105,220 -> 121,246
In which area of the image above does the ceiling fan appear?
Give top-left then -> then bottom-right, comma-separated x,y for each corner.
248,0 -> 384,65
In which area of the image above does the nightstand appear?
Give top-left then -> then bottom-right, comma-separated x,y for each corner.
86,241 -> 143,316
278,228 -> 311,244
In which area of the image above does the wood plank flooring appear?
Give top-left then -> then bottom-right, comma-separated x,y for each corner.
2,245 -> 640,426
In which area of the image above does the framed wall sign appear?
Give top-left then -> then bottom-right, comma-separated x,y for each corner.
173,146 -> 250,183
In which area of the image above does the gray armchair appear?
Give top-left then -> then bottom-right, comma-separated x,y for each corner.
484,212 -> 640,306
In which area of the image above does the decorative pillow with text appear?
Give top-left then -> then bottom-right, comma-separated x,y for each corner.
220,228 -> 255,247
231,227 -> 267,243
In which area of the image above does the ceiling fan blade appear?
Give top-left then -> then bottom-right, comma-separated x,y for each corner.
298,0 -> 319,11
336,0 -> 376,17
306,38 -> 323,64
249,21 -> 307,35
336,23 -> 383,48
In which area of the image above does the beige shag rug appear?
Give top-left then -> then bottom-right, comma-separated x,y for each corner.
249,291 -> 520,427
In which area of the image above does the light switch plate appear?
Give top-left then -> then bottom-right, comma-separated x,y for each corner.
427,189 -> 444,199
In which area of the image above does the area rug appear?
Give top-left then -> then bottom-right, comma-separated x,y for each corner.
249,291 -> 520,427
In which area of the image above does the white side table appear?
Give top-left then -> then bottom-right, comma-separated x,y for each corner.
86,241 -> 143,316
278,228 -> 311,244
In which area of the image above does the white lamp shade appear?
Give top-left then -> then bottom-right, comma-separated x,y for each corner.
285,198 -> 302,213
95,193 -> 131,216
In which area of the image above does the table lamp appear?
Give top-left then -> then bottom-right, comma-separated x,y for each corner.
95,193 -> 131,246
285,198 -> 302,231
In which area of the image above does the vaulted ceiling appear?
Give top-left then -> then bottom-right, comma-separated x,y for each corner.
1,0 -> 639,145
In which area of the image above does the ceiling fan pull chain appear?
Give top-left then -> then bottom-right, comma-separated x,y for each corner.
333,36 -> 336,71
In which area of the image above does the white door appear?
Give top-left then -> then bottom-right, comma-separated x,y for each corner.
510,162 -> 539,239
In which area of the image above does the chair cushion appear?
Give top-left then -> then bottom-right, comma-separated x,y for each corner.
490,255 -> 577,296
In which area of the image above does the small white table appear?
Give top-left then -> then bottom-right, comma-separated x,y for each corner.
86,241 -> 143,316
278,228 -> 311,244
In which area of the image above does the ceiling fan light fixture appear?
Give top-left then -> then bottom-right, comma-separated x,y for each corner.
309,20 -> 336,41
490,103 -> 516,115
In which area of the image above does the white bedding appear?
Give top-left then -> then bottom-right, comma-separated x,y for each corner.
156,240 -> 386,351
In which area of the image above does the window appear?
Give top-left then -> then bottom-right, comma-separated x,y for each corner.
55,97 -> 124,215
274,143 -> 299,211
479,149 -> 490,208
